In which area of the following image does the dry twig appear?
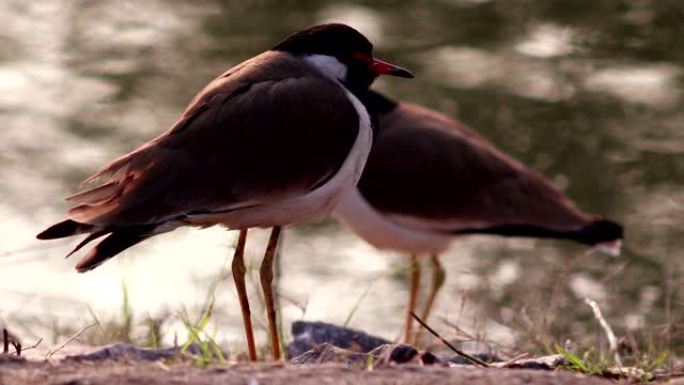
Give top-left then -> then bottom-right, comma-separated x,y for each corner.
499,352 -> 530,368
410,312 -> 489,367
2,328 -> 8,354
584,298 -> 622,367
21,338 -> 44,353
2,328 -> 22,355
45,323 -> 97,359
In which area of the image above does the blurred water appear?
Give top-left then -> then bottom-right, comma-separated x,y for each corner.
1,0 -> 682,351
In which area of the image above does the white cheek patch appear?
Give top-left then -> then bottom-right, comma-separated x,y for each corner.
303,54 -> 348,82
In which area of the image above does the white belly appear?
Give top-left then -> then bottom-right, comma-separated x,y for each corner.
333,188 -> 453,254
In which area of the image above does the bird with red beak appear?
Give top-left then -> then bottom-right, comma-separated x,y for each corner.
335,90 -> 623,345
37,24 -> 412,361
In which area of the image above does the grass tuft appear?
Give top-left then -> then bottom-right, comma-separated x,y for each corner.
178,256 -> 231,367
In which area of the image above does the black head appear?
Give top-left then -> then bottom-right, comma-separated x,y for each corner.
273,23 -> 373,58
273,24 -> 412,93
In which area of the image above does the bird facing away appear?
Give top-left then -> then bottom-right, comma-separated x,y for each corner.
335,90 -> 623,344
36,24 -> 412,361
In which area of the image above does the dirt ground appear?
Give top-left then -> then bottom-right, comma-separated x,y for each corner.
0,358 -> 682,385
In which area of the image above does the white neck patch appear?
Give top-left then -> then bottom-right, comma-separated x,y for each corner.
303,54 -> 348,82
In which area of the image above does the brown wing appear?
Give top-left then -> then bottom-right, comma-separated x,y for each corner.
68,51 -> 359,226
357,103 -> 593,232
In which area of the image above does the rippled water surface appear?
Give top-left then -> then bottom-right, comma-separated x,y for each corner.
1,1 -> 682,351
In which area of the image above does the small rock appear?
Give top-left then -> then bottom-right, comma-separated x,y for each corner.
65,344 -> 177,361
287,321 -> 390,359
419,351 -> 442,365
292,343 -> 425,367
495,354 -> 566,369
64,343 -> 219,362
290,343 -> 370,367
368,344 -> 418,364
448,352 -> 500,365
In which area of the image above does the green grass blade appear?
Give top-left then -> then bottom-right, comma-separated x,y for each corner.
343,284 -> 374,327
556,345 -> 589,373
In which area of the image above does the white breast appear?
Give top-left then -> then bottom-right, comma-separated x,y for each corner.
301,54 -> 452,253
333,188 -> 453,254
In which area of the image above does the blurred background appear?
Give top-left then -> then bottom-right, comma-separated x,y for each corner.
0,0 -> 682,358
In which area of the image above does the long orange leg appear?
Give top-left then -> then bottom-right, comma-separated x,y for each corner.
416,254 -> 446,345
405,254 -> 421,344
231,229 -> 257,361
260,226 -> 282,361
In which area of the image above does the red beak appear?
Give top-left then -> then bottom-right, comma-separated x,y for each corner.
370,58 -> 413,78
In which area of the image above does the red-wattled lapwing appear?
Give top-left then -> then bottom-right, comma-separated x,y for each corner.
336,90 -> 623,344
36,25 -> 412,361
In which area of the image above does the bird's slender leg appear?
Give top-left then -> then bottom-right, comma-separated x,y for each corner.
260,226 -> 282,361
231,229 -> 257,362
405,254 -> 421,344
416,254 -> 446,345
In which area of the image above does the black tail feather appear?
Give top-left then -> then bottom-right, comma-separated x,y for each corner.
453,218 -> 623,246
65,229 -> 111,259
75,226 -> 155,273
37,219 -> 95,240
578,219 -> 623,245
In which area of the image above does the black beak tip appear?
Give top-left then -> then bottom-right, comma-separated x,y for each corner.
394,68 -> 414,79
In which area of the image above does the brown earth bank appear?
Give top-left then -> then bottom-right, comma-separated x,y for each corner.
0,359 -> 612,385
2,324 -> 680,384
0,358 -> 682,385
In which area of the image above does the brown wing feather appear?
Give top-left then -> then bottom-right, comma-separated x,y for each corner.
69,51 -> 359,226
67,181 -> 123,204
358,103 -> 593,231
